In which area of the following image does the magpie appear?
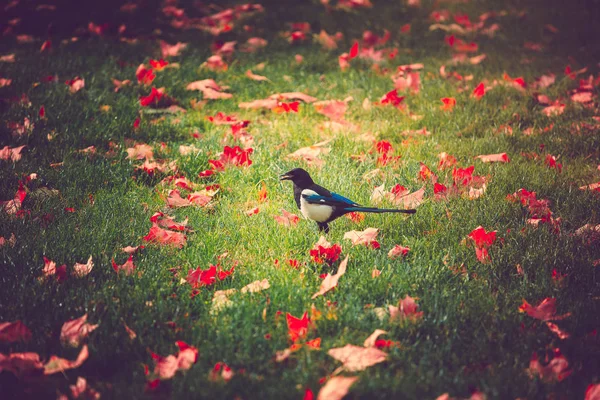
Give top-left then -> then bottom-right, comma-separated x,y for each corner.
280,168 -> 416,233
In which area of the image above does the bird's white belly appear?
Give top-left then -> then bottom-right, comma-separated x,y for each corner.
300,189 -> 333,223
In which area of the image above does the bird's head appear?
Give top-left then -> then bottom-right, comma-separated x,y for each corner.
279,168 -> 314,188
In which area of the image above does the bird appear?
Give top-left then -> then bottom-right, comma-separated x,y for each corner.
280,168 -> 416,233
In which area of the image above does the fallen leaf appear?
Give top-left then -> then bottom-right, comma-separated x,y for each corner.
311,256 -> 349,298
44,345 -> 89,375
527,350 -> 571,382
274,209 -> 300,226
344,228 -> 379,247
246,70 -> 270,81
317,376 -> 359,400
475,153 -> 510,163
73,256 -> 94,278
388,245 -> 410,259
0,321 -> 32,343
363,329 -> 388,348
60,314 -> 99,347
327,344 -> 387,371
389,295 -> 423,322
519,298 -> 571,321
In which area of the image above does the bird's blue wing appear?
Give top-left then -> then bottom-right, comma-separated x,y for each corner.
302,191 -> 360,207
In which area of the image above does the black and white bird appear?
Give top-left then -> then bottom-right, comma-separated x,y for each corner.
280,168 -> 416,233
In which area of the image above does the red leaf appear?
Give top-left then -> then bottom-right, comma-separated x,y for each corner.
286,312 -> 310,343
472,83 -> 485,99
44,345 -> 89,375
349,41 -> 359,59
519,298 -> 571,321
0,321 -> 31,343
143,225 -> 187,248
60,314 -> 99,347
112,255 -> 137,275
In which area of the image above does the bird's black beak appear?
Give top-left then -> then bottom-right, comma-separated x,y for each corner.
279,174 -> 292,181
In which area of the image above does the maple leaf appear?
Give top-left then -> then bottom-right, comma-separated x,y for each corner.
317,376 -> 358,400
210,146 -> 253,169
239,98 -> 279,109
136,64 -> 155,85
241,37 -> 268,52
204,55 -> 228,71
209,362 -> 234,382
363,329 -> 388,348
328,344 -> 387,371
541,101 -> 565,116
126,143 -> 153,160
186,79 -> 232,100
545,154 -> 562,172
546,322 -> 570,339
44,345 -> 89,375
344,227 -> 379,247
151,341 -> 198,380
312,256 -> 348,298
313,100 -> 348,121
286,140 -> 331,167
41,257 -> 67,282
0,352 -> 44,377
112,255 -> 137,275
65,77 -> 85,93
472,83 -> 485,99
440,97 -> 456,111
139,87 -> 164,107
389,295 -> 423,322
241,279 -> 270,294
388,245 -> 410,259
143,225 -> 187,248
586,384 -> 600,400
149,58 -> 168,71
0,145 -> 26,162
527,350 -> 571,382
60,314 -> 99,347
286,312 -> 311,342
274,209 -> 300,226
187,265 -> 217,288
475,153 -> 510,163
519,298 -> 571,321
273,101 -> 300,113
393,71 -> 420,93
245,70 -> 270,81
379,89 -> 405,109
69,376 -> 100,399
0,321 -> 32,343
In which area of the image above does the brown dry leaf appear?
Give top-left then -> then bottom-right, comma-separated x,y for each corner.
286,140 -> 332,166
317,376 -> 359,400
313,100 -> 348,122
44,345 -> 89,375
245,70 -> 270,81
126,143 -> 153,160
327,344 -> 387,371
311,256 -> 348,299
344,228 -> 379,247
475,153 -> 510,163
239,98 -> 279,109
72,256 -> 93,278
393,187 -> 425,208
270,92 -> 317,103
363,329 -> 388,348
241,279 -> 270,293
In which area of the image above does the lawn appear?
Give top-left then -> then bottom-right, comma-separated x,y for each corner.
1,0 -> 600,399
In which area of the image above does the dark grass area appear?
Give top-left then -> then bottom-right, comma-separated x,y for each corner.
1,0 -> 600,399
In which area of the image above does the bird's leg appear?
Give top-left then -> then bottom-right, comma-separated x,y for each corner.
317,222 -> 330,233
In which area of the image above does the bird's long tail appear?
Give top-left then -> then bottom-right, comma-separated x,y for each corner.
344,207 -> 416,214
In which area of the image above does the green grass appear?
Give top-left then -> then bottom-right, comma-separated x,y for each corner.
1,0 -> 600,398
